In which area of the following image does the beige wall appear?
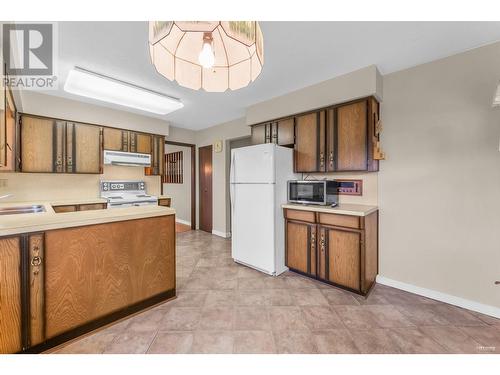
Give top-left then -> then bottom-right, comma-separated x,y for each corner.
246,65 -> 383,125
20,91 -> 170,136
0,166 -> 161,203
163,144 -> 192,224
380,41 -> 500,309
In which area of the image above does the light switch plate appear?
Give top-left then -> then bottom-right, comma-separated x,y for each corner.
214,140 -> 223,153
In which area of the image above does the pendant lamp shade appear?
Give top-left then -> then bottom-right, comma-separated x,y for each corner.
149,21 -> 264,92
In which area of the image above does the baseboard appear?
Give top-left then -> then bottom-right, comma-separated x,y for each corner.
376,275 -> 500,319
175,219 -> 191,226
212,230 -> 231,238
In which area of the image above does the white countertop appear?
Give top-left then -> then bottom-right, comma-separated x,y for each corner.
282,203 -> 378,217
0,199 -> 175,236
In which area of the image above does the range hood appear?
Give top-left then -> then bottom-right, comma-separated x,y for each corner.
103,150 -> 151,167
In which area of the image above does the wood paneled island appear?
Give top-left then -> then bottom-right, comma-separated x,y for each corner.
0,202 -> 176,353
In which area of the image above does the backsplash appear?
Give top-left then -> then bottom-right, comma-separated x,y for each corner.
300,172 -> 378,205
0,166 -> 161,203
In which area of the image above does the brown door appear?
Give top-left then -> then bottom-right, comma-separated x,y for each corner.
135,133 -> 152,154
67,122 -> 102,174
20,116 -> 56,172
277,118 -> 294,146
336,100 -> 368,171
0,237 -> 22,354
285,221 -> 316,276
294,111 -> 325,172
199,145 -> 213,233
323,226 -> 361,291
103,127 -> 128,151
250,123 -> 266,145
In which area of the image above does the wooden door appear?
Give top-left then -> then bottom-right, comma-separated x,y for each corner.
28,234 -> 45,347
323,226 -> 361,291
294,111 -> 325,172
134,133 -> 152,154
0,237 -> 22,354
285,221 -> 316,276
199,145 -> 213,233
67,123 -> 101,174
277,118 -> 294,146
325,108 -> 335,172
44,216 -> 175,338
21,115 -> 56,172
103,127 -> 128,151
146,135 -> 164,176
336,100 -> 368,171
269,122 -> 278,144
251,123 -> 266,145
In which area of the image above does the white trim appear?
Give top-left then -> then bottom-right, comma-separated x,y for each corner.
175,218 -> 191,226
212,230 -> 231,238
376,275 -> 500,319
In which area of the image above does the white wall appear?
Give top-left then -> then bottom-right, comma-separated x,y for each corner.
163,144 -> 192,225
380,41 -> 500,309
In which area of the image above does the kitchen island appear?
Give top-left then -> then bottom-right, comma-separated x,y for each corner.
0,201 -> 176,354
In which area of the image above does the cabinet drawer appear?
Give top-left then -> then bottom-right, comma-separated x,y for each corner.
79,203 -> 106,211
158,198 -> 171,207
52,205 -> 77,213
318,213 -> 360,229
285,209 -> 316,223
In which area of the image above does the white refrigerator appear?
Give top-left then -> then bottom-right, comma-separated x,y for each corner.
230,143 -> 298,276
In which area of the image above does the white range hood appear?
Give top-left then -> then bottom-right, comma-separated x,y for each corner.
103,150 -> 151,167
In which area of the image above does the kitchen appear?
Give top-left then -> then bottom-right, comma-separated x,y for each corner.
1,11 -> 500,373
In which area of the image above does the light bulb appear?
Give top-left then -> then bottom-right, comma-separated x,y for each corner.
199,33 -> 215,69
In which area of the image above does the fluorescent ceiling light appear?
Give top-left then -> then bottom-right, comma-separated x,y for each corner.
493,81 -> 500,107
64,67 -> 183,115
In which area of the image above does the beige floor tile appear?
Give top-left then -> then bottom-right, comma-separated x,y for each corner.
320,288 -> 361,306
238,277 -> 267,290
103,331 -> 156,354
290,289 -> 329,306
457,326 -> 500,353
261,276 -> 290,289
237,290 -> 270,306
301,306 -> 344,330
284,275 -> 319,289
234,306 -> 271,330
191,331 -> 234,354
348,328 -> 403,354
387,328 -> 448,353
334,305 -> 383,330
314,329 -> 359,354
364,305 -> 416,328
204,290 -> 238,307
160,307 -> 202,331
234,331 -> 276,354
394,304 -> 451,326
273,331 -> 317,353
429,304 -> 486,326
470,311 -> 500,326
147,332 -> 193,354
198,307 -> 235,330
266,289 -> 294,306
268,306 -> 309,331
419,326 -> 482,353
168,291 -> 208,307
126,309 -> 167,333
56,331 -> 117,354
238,266 -> 268,279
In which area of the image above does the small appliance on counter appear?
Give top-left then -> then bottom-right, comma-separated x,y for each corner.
230,143 -> 299,276
100,180 -> 158,208
287,180 -> 339,206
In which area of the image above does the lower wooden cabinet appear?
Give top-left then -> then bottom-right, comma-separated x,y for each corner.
0,215 -> 176,353
158,198 -> 171,207
284,208 -> 378,295
52,203 -> 106,213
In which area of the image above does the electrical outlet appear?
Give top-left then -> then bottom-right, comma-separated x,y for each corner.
0,179 -> 8,188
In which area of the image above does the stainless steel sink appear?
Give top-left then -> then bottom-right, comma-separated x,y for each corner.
0,205 -> 46,215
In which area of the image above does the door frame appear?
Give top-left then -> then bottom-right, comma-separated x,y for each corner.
198,144 -> 213,233
164,140 -> 196,230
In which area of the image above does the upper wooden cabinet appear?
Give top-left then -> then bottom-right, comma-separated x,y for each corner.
1,87 -> 17,172
103,127 -> 128,152
294,112 -> 325,172
146,135 -> 165,176
20,115 -> 102,174
132,132 -> 152,154
250,118 -> 295,146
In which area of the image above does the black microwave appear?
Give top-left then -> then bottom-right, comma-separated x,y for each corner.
287,180 -> 339,206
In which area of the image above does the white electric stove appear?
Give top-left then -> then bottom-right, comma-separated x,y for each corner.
100,180 -> 158,208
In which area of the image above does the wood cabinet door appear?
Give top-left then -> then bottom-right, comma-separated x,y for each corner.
323,227 -> 361,291
336,100 -> 368,171
21,116 -> 55,172
67,123 -> 101,174
277,118 -> 294,146
0,89 -> 16,171
44,216 -> 175,339
286,221 -> 316,276
294,112 -> 325,172
146,135 -> 164,176
0,237 -> 22,354
134,133 -> 152,154
103,127 -> 128,151
251,123 -> 266,145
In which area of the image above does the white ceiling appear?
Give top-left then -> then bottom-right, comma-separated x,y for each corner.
39,21 -> 500,130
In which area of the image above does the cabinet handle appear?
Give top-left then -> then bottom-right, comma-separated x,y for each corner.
320,233 -> 325,253
310,232 -> 316,248
329,151 -> 334,168
319,152 -> 325,167
31,256 -> 42,267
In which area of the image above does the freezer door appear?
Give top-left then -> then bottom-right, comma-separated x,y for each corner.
230,144 -> 275,184
231,183 -> 275,274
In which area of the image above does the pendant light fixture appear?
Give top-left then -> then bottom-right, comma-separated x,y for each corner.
149,21 -> 264,92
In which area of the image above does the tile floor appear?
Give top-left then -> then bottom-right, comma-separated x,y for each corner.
54,230 -> 500,354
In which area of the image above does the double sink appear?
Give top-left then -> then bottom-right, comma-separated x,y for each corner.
0,205 -> 46,216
